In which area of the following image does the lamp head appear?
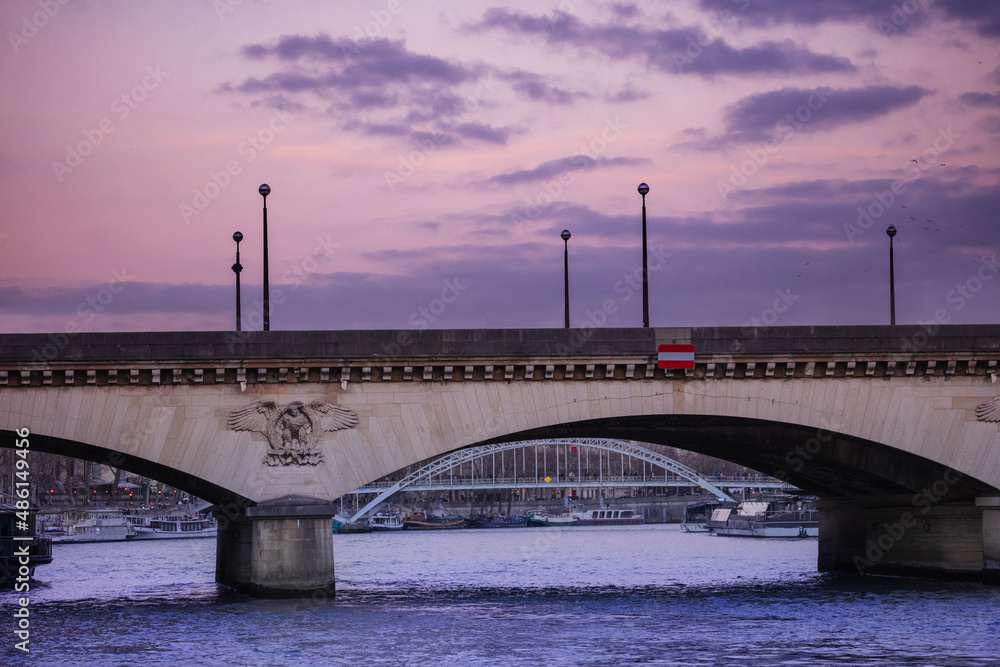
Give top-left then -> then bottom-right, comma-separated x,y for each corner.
258,184 -> 270,197
561,229 -> 571,242
233,231 -> 243,243
886,224 -> 897,238
637,183 -> 649,196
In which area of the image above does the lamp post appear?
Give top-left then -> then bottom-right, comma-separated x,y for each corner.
561,229 -> 571,328
886,224 -> 897,326
637,182 -> 650,327
259,184 -> 271,331
232,231 -> 243,331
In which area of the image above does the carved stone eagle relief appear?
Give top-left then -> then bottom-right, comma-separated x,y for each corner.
228,399 -> 358,466
977,397 -> 1000,422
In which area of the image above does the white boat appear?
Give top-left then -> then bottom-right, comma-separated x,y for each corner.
681,501 -> 733,533
125,514 -> 150,531
575,508 -> 644,525
129,515 -> 217,539
367,512 -> 404,531
707,498 -> 818,537
526,509 -> 580,527
51,509 -> 136,543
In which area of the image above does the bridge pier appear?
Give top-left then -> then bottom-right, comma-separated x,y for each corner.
818,497 -> 999,583
215,496 -> 336,596
977,496 -> 1000,585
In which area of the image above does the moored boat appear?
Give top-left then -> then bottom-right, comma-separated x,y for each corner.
51,509 -> 135,543
367,512 -> 404,531
707,497 -> 818,537
465,513 -> 528,528
332,517 -> 374,533
129,515 -> 217,540
681,500 -> 734,533
526,509 -> 580,527
402,511 -> 465,530
576,508 -> 644,525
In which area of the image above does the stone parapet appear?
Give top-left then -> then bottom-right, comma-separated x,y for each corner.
2,324 -> 999,365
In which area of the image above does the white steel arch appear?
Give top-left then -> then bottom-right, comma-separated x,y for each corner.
347,439 -> 737,523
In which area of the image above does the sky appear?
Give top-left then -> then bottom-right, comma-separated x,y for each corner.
2,0 -> 999,335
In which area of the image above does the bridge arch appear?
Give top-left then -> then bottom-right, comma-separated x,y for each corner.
4,430 -> 252,507
475,415 -> 999,503
346,438 -> 743,522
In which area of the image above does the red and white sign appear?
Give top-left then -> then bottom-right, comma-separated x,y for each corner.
657,344 -> 695,369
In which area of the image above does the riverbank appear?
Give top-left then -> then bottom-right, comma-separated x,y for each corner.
379,494 -> 711,523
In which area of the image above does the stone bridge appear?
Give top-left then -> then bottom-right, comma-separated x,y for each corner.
1,325 -> 998,593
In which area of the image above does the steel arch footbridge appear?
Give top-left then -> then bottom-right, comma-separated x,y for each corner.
344,439 -> 798,523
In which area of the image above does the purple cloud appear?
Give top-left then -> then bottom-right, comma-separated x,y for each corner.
679,85 -> 929,148
698,0 -> 1000,37
961,91 -> 1000,107
241,35 -> 473,87
503,71 -> 584,105
454,122 -> 512,144
486,155 -> 650,187
231,35 -> 598,148
471,8 -> 855,77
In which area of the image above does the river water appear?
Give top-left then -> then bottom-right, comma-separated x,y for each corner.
3,525 -> 999,665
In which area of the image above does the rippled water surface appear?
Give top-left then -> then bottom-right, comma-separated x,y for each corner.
4,525 -> 999,665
